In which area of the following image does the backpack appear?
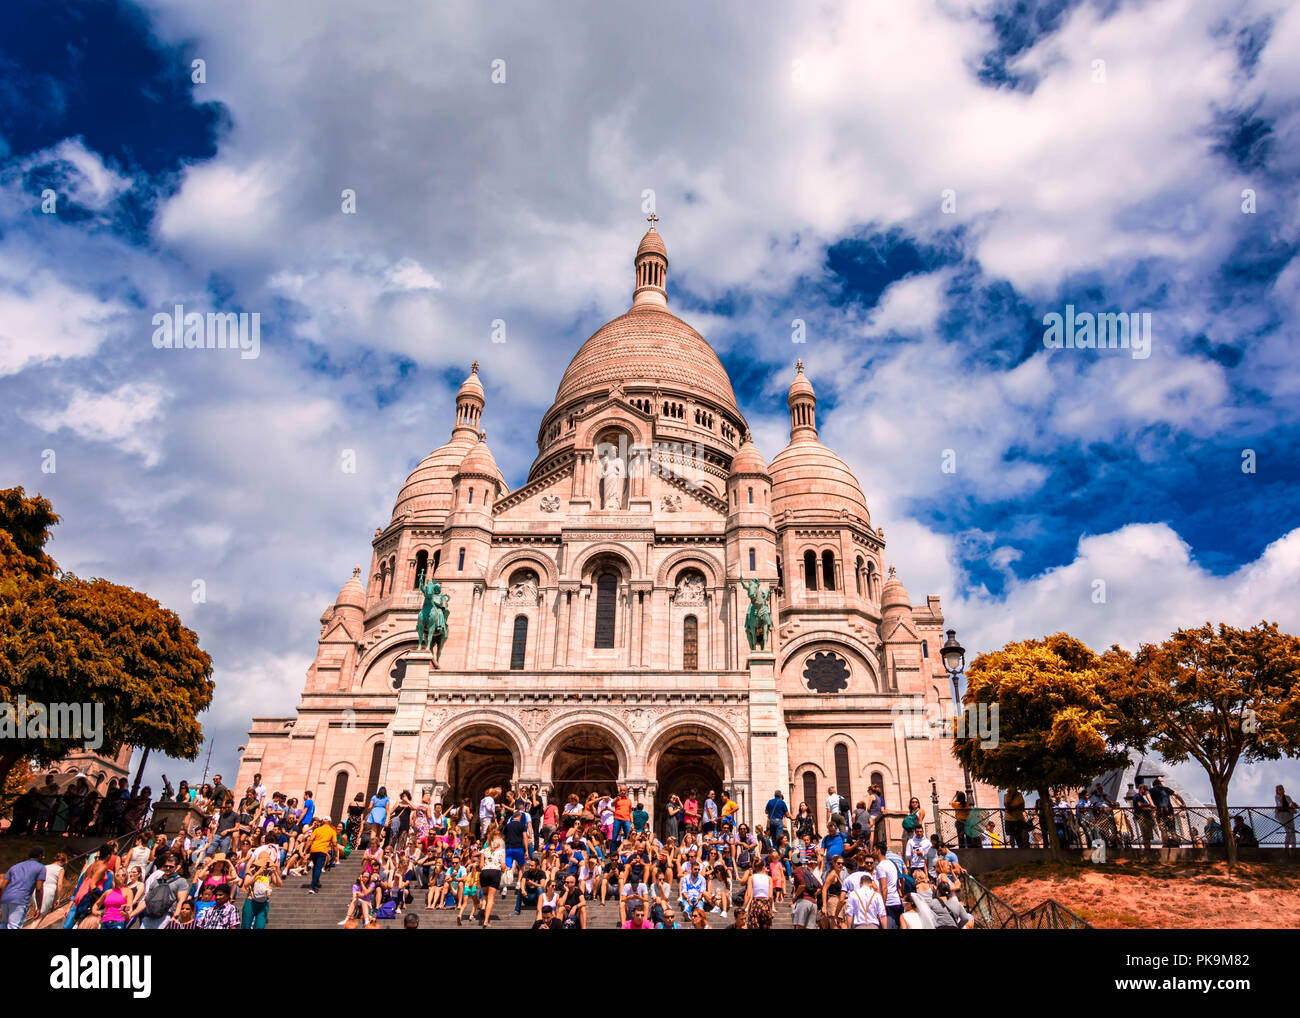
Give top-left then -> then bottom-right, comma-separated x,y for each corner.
144,875 -> 181,918
250,875 -> 273,902
798,866 -> 822,897
897,866 -> 917,897
376,899 -> 397,920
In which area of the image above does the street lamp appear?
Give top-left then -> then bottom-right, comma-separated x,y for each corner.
940,628 -> 977,808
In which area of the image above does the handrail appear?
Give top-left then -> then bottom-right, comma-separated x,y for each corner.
936,804 -> 1294,850
960,873 -> 1093,929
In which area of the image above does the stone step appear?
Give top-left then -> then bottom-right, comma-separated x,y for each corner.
263,853 -> 793,929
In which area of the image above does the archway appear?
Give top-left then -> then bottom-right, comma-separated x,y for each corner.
654,734 -> 726,838
549,730 -> 620,808
447,732 -> 515,811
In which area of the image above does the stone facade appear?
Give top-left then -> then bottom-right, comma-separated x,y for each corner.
236,224 -> 979,831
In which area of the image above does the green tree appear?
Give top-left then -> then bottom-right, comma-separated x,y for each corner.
953,633 -> 1129,854
0,487 -> 214,792
1104,622 -> 1300,865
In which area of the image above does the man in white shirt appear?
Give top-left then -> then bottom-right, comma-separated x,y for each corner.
844,875 -> 886,928
873,844 -> 905,929
825,786 -> 841,830
680,870 -> 706,917
478,789 -> 497,836
905,829 -> 928,873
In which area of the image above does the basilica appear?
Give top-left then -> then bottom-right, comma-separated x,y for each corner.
236,223 -> 974,830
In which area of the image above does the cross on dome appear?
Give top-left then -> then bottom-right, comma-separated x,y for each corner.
646,212 -> 659,228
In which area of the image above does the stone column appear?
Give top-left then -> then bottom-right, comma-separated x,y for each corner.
383,651 -> 435,792
627,588 -> 640,667
745,652 -> 789,830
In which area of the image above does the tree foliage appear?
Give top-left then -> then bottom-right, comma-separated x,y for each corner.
953,632 -> 1129,852
1103,622 -> 1300,864
0,487 -> 214,790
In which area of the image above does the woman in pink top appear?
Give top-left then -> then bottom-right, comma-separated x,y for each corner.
94,884 -> 130,929
683,792 -> 700,833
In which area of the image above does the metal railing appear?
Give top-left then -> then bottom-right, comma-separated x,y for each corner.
936,805 -> 1298,850
960,873 -> 1092,929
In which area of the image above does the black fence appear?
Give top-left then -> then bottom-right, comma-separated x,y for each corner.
937,804 -> 1297,851
960,873 -> 1092,929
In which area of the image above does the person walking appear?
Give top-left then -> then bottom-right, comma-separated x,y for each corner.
306,816 -> 338,894
765,790 -> 789,843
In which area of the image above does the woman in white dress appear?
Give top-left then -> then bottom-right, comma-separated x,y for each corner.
37,853 -> 66,917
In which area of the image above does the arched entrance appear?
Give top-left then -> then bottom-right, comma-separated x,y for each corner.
549,730 -> 620,807
446,731 -> 516,810
655,734 -> 726,838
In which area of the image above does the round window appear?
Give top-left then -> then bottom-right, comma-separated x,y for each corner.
803,651 -> 850,693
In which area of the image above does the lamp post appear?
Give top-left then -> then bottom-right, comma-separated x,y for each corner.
941,628 -> 977,808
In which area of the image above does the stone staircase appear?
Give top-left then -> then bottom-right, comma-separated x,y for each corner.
265,852 -> 792,929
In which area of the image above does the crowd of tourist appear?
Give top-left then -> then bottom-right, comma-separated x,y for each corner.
4,773 -> 151,839
0,772 -> 979,930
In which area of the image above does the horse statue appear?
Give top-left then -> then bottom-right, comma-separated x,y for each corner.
742,578 -> 772,652
415,571 -> 451,665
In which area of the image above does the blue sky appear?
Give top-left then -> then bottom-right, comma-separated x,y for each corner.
2,0 -> 1298,804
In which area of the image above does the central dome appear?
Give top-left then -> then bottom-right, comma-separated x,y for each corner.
553,303 -> 739,415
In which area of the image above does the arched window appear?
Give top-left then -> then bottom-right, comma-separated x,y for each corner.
457,548 -> 465,571
833,743 -> 852,806
822,550 -> 836,591
748,548 -> 756,572
802,772 -> 817,814
803,550 -> 818,591
414,550 -> 429,588
432,549 -> 441,574
365,741 -> 385,801
683,615 -> 698,671
870,770 -> 886,810
594,572 -> 618,649
776,556 -> 784,589
330,771 -> 349,827
510,615 -> 529,670
855,556 -> 864,596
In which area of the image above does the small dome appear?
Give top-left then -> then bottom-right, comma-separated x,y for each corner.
788,359 -> 815,402
730,435 -> 767,476
769,435 -> 870,524
335,566 -> 366,612
457,361 -> 484,402
391,430 -> 479,521
457,434 -> 507,489
880,565 -> 911,612
636,226 -> 667,260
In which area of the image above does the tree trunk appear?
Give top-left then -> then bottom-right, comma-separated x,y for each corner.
131,747 -> 150,797
1038,786 -> 1062,857
1210,776 -> 1236,867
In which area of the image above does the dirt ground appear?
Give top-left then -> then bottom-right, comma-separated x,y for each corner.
980,857 -> 1300,929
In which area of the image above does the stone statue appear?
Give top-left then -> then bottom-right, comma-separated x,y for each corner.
598,445 -> 626,510
415,571 -> 451,665
742,577 -> 772,652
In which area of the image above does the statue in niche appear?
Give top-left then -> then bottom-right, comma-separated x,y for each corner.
597,442 -> 627,510
674,572 -> 706,606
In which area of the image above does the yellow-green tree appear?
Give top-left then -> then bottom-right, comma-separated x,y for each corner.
1104,622 -> 1300,865
953,633 -> 1129,853
0,487 -> 214,793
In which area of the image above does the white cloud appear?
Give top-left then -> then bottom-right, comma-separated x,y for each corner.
22,383 -> 169,466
